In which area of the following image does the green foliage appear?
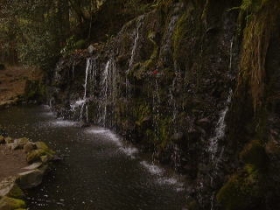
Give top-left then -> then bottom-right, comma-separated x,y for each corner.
19,31 -> 59,70
239,140 -> 268,170
24,80 -> 46,103
60,36 -> 87,56
217,171 -> 262,210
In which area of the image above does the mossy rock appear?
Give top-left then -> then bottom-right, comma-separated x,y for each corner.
0,178 -> 24,199
0,196 -> 26,210
9,138 -> 30,150
17,169 -> 43,189
26,149 -> 48,163
4,137 -> 13,144
239,140 -> 268,170
217,171 -> 262,210
23,142 -> 36,154
74,39 -> 86,49
35,141 -> 55,154
35,141 -> 49,151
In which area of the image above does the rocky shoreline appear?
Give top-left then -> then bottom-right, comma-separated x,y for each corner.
0,135 -> 56,209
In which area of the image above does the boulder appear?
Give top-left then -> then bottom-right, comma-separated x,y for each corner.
35,141 -> 55,154
23,142 -> 36,153
41,155 -> 52,163
0,196 -> 26,210
0,177 -> 24,198
26,149 -> 46,163
11,138 -> 29,150
22,162 -> 43,170
4,137 -> 13,144
7,139 -> 29,150
35,141 -> 49,151
17,170 -> 43,189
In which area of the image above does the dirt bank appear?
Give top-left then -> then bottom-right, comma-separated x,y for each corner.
0,144 -> 27,181
0,65 -> 42,107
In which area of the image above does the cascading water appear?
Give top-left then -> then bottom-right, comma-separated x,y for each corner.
128,15 -> 144,69
70,57 -> 95,122
79,58 -> 91,120
151,79 -> 161,163
100,60 -> 110,126
99,57 -> 118,127
209,37 -> 235,163
168,62 -> 182,132
71,63 -> 75,79
126,15 -> 144,98
209,89 -> 232,163
159,9 -> 180,63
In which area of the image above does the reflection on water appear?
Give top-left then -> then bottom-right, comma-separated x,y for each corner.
0,105 -> 186,210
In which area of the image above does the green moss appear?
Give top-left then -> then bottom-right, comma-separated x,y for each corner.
135,104 -> 151,126
6,184 -> 25,199
26,147 -> 54,164
35,141 -> 54,154
0,196 -> 26,210
74,39 -> 86,49
172,12 -> 189,64
129,30 -> 159,81
239,140 -> 268,170
216,171 -> 262,210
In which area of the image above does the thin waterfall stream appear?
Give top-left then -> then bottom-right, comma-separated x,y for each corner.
0,106 -> 186,210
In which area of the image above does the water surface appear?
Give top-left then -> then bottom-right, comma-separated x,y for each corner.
0,106 -> 186,210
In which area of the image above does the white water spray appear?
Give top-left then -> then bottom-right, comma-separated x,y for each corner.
209,90 -> 232,161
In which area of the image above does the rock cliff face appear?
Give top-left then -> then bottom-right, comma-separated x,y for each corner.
47,0 -> 280,209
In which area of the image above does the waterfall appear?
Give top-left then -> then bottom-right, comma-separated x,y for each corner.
229,37 -> 234,72
159,12 -> 180,63
79,58 -> 93,121
209,37 -> 235,162
101,60 -> 110,126
69,57 -> 96,122
126,15 -> 144,98
208,90 -> 232,161
152,79 -> 161,149
99,57 -> 117,127
168,62 -> 182,131
207,91 -> 232,210
128,15 -> 144,69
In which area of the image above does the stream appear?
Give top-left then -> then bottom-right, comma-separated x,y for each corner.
0,105 -> 186,210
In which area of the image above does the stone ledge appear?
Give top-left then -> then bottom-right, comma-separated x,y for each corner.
0,135 -> 56,210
